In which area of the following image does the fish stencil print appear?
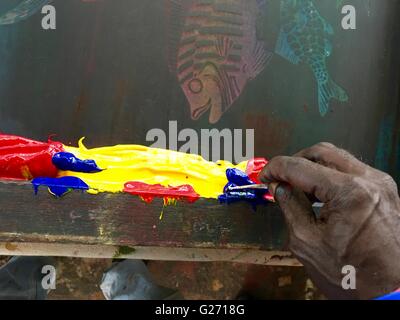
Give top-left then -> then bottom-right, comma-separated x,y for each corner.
0,0 -> 50,25
0,0 -> 98,25
166,0 -> 272,124
276,0 -> 348,116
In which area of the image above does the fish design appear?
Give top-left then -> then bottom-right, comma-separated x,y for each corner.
276,0 -> 348,115
0,0 -> 95,25
166,0 -> 272,124
0,0 -> 50,25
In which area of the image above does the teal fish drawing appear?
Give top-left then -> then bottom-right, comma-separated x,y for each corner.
167,0 -> 272,124
0,0 -> 95,25
0,0 -> 50,25
276,0 -> 348,115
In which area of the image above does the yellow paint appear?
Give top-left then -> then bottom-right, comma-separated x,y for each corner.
163,198 -> 178,206
159,203 -> 166,221
60,138 -> 247,199
20,165 -> 33,180
159,198 -> 178,220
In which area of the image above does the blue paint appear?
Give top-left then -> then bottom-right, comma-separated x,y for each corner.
218,192 -> 266,211
219,168 -> 269,208
218,191 -> 258,202
276,0 -> 348,115
32,176 -> 89,197
226,168 -> 254,186
52,152 -> 103,173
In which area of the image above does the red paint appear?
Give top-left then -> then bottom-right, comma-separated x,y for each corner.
124,181 -> 200,203
0,134 -> 64,180
246,158 -> 274,202
246,158 -> 268,184
263,193 -> 275,202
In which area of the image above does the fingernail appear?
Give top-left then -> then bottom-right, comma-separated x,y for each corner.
275,185 -> 287,200
271,183 -> 290,202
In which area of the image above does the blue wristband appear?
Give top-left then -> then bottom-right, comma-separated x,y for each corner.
376,289 -> 400,300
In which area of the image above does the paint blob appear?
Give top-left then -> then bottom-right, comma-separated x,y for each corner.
52,152 -> 102,173
32,176 -> 89,197
0,134 -> 64,180
246,158 -> 268,184
60,138 -> 247,199
245,157 -> 274,201
219,168 -> 274,206
124,181 -> 200,203
1,134 -> 273,205
226,168 -> 254,186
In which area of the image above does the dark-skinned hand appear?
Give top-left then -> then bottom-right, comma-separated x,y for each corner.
259,143 -> 400,299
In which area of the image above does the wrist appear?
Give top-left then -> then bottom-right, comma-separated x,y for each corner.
356,252 -> 400,299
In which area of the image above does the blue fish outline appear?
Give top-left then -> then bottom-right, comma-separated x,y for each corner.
0,0 -> 50,25
0,0 -> 98,25
276,0 -> 348,116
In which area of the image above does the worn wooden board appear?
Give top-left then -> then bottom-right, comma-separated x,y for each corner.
0,181 -> 287,251
0,243 -> 301,266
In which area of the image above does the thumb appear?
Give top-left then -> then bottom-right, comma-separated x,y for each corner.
269,182 -> 319,235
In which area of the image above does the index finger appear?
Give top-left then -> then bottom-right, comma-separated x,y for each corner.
259,156 -> 350,203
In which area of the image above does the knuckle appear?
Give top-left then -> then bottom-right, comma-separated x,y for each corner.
262,156 -> 292,181
282,157 -> 307,176
348,176 -> 380,204
268,155 -> 290,172
348,176 -> 364,189
300,143 -> 336,161
376,172 -> 399,198
269,155 -> 289,165
315,142 -> 336,150
380,172 -> 397,188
